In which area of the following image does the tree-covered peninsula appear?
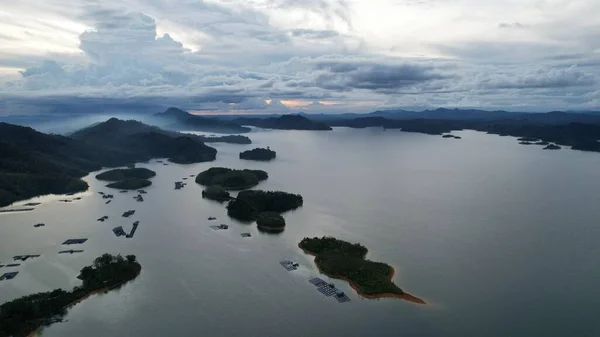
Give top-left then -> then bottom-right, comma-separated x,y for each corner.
239,147 -> 276,161
195,167 -> 268,190
0,119 -> 216,207
299,237 -> 425,303
227,190 -> 303,221
0,254 -> 141,337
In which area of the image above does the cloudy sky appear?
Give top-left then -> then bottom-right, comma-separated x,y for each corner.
1,0 -> 599,115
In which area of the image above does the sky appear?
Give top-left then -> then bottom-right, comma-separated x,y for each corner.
1,0 -> 599,115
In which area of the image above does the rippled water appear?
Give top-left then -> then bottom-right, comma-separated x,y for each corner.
1,128 -> 599,337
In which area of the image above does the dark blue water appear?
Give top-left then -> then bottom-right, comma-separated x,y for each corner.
1,128 -> 599,336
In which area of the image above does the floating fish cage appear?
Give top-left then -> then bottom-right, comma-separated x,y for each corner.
308,277 -> 351,303
62,238 -> 88,245
279,260 -> 300,271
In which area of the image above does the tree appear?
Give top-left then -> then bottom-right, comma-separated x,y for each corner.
126,255 -> 137,263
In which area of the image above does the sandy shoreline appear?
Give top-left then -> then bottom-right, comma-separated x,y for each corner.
25,267 -> 141,337
299,246 -> 426,304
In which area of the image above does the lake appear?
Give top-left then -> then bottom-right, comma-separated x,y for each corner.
1,127 -> 599,337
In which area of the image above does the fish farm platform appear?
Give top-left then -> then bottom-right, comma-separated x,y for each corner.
62,238 -> 88,245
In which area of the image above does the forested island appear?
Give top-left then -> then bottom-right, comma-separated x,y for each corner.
239,147 -> 276,161
226,190 -> 303,221
106,178 -> 152,190
201,135 -> 252,144
195,167 -> 268,190
201,185 -> 232,201
256,211 -> 286,230
0,119 -> 217,207
96,168 -> 156,181
0,254 -> 141,337
299,236 -> 425,304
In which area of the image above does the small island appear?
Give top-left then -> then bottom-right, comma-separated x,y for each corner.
202,185 -> 232,201
96,168 -> 156,181
256,211 -> 286,230
106,178 -> 152,190
0,254 -> 141,337
226,190 -> 303,221
239,147 -> 276,161
543,143 -> 561,150
299,236 -> 425,304
195,167 -> 268,190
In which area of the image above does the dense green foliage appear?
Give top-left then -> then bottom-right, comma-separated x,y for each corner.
106,178 -> 152,190
0,119 -> 217,207
96,168 -> 156,181
226,190 -> 303,221
239,147 -> 276,161
195,167 -> 268,190
0,254 -> 140,337
256,211 -> 286,229
299,237 -> 403,296
202,185 -> 231,201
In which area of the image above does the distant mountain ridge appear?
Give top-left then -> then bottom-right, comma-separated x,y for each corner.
234,114 -> 332,130
154,107 -> 251,133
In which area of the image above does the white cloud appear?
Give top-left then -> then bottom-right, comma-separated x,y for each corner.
0,0 -> 599,114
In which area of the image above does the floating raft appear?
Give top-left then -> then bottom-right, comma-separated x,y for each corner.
14,254 -> 40,261
208,217 -> 217,221
113,226 -> 126,237
241,233 -> 251,237
105,200 -> 112,204
0,272 -> 19,281
6,263 -> 20,267
97,216 -> 109,222
122,210 -> 135,217
126,221 -> 139,238
34,223 -> 45,228
62,238 -> 88,245
280,260 -> 300,271
58,250 -> 84,254
308,277 -> 351,303
210,224 -> 229,230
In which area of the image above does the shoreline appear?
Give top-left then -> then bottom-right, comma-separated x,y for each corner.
299,246 -> 426,305
257,224 -> 285,231
25,267 -> 141,337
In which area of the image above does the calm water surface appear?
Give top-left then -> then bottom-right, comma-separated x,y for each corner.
1,128 -> 599,337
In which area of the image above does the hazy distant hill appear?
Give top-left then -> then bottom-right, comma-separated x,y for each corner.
154,107 -> 251,134
0,119 -> 218,207
234,114 -> 332,130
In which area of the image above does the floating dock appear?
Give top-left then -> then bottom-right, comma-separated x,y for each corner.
137,190 -> 147,194
241,233 -> 252,238
122,210 -> 135,217
34,223 -> 45,228
105,200 -> 112,204
62,238 -> 88,245
6,263 -> 20,267
279,260 -> 300,271
14,254 -> 40,261
210,224 -> 229,230
0,272 -> 19,281
208,217 -> 217,221
97,216 -> 109,222
58,250 -> 84,254
126,221 -> 139,238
